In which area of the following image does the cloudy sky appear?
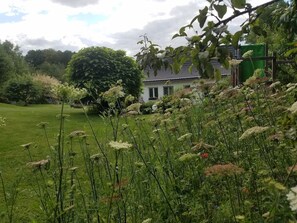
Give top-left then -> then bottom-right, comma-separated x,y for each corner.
0,0 -> 267,56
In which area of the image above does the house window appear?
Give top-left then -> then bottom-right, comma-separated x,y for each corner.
149,87 -> 158,100
163,86 -> 174,96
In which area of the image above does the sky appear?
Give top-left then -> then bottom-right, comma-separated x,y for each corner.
0,0 -> 268,56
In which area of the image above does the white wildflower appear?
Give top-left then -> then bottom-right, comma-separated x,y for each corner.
177,133 -> 192,141
269,81 -> 281,89
109,140 -> 132,151
242,50 -> 253,59
142,218 -> 152,223
239,126 -> 269,140
288,101 -> 297,114
287,186 -> 297,211
229,59 -> 242,66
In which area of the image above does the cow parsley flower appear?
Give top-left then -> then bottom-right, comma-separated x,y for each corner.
109,140 -> 132,151
239,126 -> 269,140
177,133 -> 192,141
288,101 -> 297,114
287,186 -> 297,211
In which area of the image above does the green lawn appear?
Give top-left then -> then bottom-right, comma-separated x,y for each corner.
0,103 -> 109,178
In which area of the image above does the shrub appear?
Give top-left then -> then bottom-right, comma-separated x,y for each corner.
2,75 -> 42,105
32,74 -> 60,103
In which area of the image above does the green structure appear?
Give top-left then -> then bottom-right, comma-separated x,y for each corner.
239,44 -> 266,82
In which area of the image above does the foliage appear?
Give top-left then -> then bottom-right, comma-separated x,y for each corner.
0,40 -> 29,86
244,0 -> 297,83
135,0 -> 296,81
25,49 -> 75,81
32,74 -> 60,103
2,75 -> 42,105
2,79 -> 297,221
66,47 -> 143,106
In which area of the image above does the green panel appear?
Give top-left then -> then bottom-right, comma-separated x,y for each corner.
239,44 -> 266,82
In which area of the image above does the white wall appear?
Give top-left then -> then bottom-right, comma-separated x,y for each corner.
141,79 -> 197,102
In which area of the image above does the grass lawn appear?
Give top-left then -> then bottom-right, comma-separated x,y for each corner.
0,103 -> 111,174
0,103 -> 117,221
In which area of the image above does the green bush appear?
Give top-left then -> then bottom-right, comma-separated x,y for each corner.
2,75 -> 42,105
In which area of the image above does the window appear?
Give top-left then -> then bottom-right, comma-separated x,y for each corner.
163,86 -> 174,96
149,87 -> 158,100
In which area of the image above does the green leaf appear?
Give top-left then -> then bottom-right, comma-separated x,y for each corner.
232,31 -> 243,48
231,0 -> 246,9
198,7 -> 208,28
213,4 -> 227,19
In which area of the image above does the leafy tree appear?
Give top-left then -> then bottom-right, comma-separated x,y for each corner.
0,40 -> 29,85
66,47 -> 143,103
25,49 -> 75,81
136,0 -> 296,81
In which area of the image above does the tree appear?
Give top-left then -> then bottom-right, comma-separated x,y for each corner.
25,49 -> 75,81
136,0 -> 296,80
0,40 -> 29,85
66,47 -> 143,103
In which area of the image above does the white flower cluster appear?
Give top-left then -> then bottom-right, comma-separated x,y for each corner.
287,186 -> 297,211
0,116 -> 6,127
52,83 -> 87,102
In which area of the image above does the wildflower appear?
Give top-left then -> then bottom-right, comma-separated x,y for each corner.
178,153 -> 197,162
27,159 -> 50,170
177,133 -> 192,142
0,116 -> 6,127
21,142 -> 33,149
68,130 -> 86,138
126,103 -> 142,114
109,140 -> 132,151
263,178 -> 286,190
124,94 -> 135,104
69,167 -> 78,172
52,83 -> 87,102
180,98 -> 192,107
287,186 -> 297,211
191,141 -> 214,151
142,218 -> 152,223
242,50 -> 253,59
239,126 -> 269,140
229,59 -> 242,66
269,81 -> 281,89
36,122 -> 49,128
288,101 -> 297,114
200,153 -> 209,158
90,153 -> 102,161
101,85 -> 125,105
204,163 -> 244,176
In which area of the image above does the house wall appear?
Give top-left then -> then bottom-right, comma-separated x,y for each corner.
142,79 -> 198,102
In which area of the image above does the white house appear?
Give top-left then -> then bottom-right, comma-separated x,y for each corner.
141,59 -> 232,102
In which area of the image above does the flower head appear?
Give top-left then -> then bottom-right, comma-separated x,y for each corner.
288,101 -> 297,114
239,126 -> 269,140
242,50 -> 253,59
178,153 -> 197,162
109,140 -> 132,151
177,133 -> 192,142
204,163 -> 244,177
287,186 -> 297,211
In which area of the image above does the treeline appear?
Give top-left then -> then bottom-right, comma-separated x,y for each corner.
0,40 -> 75,105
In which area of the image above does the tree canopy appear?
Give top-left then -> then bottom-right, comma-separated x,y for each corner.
135,0 -> 296,80
66,46 -> 143,102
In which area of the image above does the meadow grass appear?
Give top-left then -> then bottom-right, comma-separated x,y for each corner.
1,80 -> 297,222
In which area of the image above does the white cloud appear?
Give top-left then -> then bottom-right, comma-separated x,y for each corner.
0,0 -> 269,55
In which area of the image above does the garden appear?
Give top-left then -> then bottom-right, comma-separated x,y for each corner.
1,77 -> 297,222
